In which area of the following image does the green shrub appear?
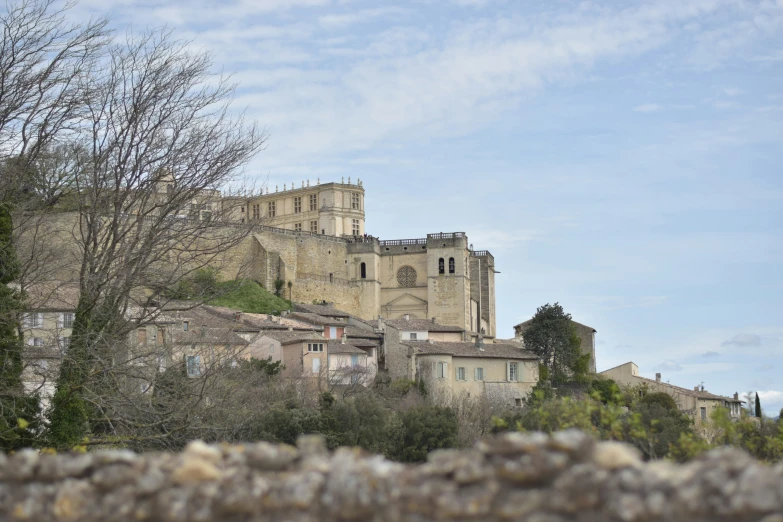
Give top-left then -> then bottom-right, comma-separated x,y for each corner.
389,405 -> 458,462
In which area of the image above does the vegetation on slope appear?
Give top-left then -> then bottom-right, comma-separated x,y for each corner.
207,280 -> 292,315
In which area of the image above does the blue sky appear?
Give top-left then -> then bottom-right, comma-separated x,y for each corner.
68,0 -> 783,414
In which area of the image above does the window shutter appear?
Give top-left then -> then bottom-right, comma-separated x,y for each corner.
474,368 -> 478,380
443,362 -> 448,379
506,361 -> 510,381
57,313 -> 63,328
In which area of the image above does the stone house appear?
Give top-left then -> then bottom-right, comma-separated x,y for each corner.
326,338 -> 370,387
405,338 -> 540,407
513,318 -> 597,373
599,361 -> 745,424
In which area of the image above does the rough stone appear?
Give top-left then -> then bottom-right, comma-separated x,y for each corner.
0,432 -> 782,521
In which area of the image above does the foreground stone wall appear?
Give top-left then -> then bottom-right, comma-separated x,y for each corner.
2,431 -> 783,522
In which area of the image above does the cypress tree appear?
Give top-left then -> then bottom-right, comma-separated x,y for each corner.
0,202 -> 39,451
755,392 -> 762,418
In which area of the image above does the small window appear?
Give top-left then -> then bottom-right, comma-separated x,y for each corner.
294,223 -> 302,231
33,337 -> 45,347
700,407 -> 707,420
267,201 -> 276,217
308,343 -> 324,352
409,332 -> 417,341
437,361 -> 447,379
24,313 -> 43,329
457,367 -> 466,380
186,355 -> 201,377
352,219 -> 360,236
60,312 -> 75,328
508,362 -> 518,382
360,262 -> 367,279
183,321 -> 189,332
309,194 -> 317,211
310,220 -> 318,232
252,204 -> 260,219
475,367 -> 484,381
515,398 -> 522,407
351,192 -> 361,210
294,196 -> 302,213
351,355 -> 359,367
438,258 -> 445,274
449,257 -> 455,274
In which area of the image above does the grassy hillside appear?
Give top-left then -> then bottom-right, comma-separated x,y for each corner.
207,280 -> 292,315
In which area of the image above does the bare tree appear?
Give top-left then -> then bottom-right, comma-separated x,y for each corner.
41,27 -> 267,447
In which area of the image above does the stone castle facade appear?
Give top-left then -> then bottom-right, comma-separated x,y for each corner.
217,179 -> 497,337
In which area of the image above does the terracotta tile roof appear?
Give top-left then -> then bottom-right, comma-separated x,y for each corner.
288,312 -> 344,326
174,328 -> 248,346
404,341 -> 538,360
260,331 -> 325,345
326,339 -> 368,355
293,303 -> 351,318
370,318 -> 464,333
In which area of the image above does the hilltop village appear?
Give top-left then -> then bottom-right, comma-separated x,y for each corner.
18,178 -> 744,428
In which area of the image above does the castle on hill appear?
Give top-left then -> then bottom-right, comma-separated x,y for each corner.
214,178 -> 498,337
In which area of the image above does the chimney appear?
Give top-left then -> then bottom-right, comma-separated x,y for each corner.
655,373 -> 661,382
403,314 -> 410,321
734,392 -> 739,400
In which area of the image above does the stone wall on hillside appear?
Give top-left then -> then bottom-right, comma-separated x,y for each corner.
2,431 -> 783,522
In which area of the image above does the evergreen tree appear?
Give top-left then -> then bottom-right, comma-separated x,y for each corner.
521,303 -> 592,386
755,392 -> 762,419
0,202 -> 39,451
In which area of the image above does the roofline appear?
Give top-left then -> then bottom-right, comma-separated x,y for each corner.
598,361 -> 637,374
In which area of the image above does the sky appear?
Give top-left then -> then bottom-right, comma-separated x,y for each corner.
64,0 -> 783,414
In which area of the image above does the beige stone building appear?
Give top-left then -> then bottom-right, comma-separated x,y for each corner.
407,339 -> 540,407
226,179 -> 366,237
600,361 -> 744,424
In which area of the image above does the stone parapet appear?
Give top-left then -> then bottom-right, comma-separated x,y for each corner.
2,431 -> 782,521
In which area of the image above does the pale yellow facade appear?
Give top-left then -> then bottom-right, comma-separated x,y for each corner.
600,362 -> 743,424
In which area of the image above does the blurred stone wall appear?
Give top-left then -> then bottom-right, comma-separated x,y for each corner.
1,431 -> 782,522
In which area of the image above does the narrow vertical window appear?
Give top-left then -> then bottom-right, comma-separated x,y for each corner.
309,194 -> 317,211
294,196 -> 302,213
310,220 -> 318,232
449,257 -> 455,274
352,219 -> 360,235
360,262 -> 367,279
438,258 -> 445,274
267,201 -> 276,217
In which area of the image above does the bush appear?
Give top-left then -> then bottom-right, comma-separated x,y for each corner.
639,392 -> 678,411
389,405 -> 458,462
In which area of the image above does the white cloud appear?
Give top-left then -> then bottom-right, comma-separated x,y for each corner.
634,103 -> 662,112
654,360 -> 682,372
721,333 -> 761,347
318,7 -> 408,29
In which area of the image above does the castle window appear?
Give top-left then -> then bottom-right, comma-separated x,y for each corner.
351,193 -> 360,210
309,194 -> 317,211
310,220 -> 318,232
267,201 -> 276,217
252,204 -> 260,220
294,196 -> 302,213
294,223 -> 302,231
396,266 -> 417,287
449,257 -> 455,274
352,219 -> 360,236
360,262 -> 367,279
438,258 -> 445,274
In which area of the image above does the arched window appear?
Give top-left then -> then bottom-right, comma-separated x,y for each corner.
360,262 -> 367,279
449,257 -> 455,274
438,258 -> 445,274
